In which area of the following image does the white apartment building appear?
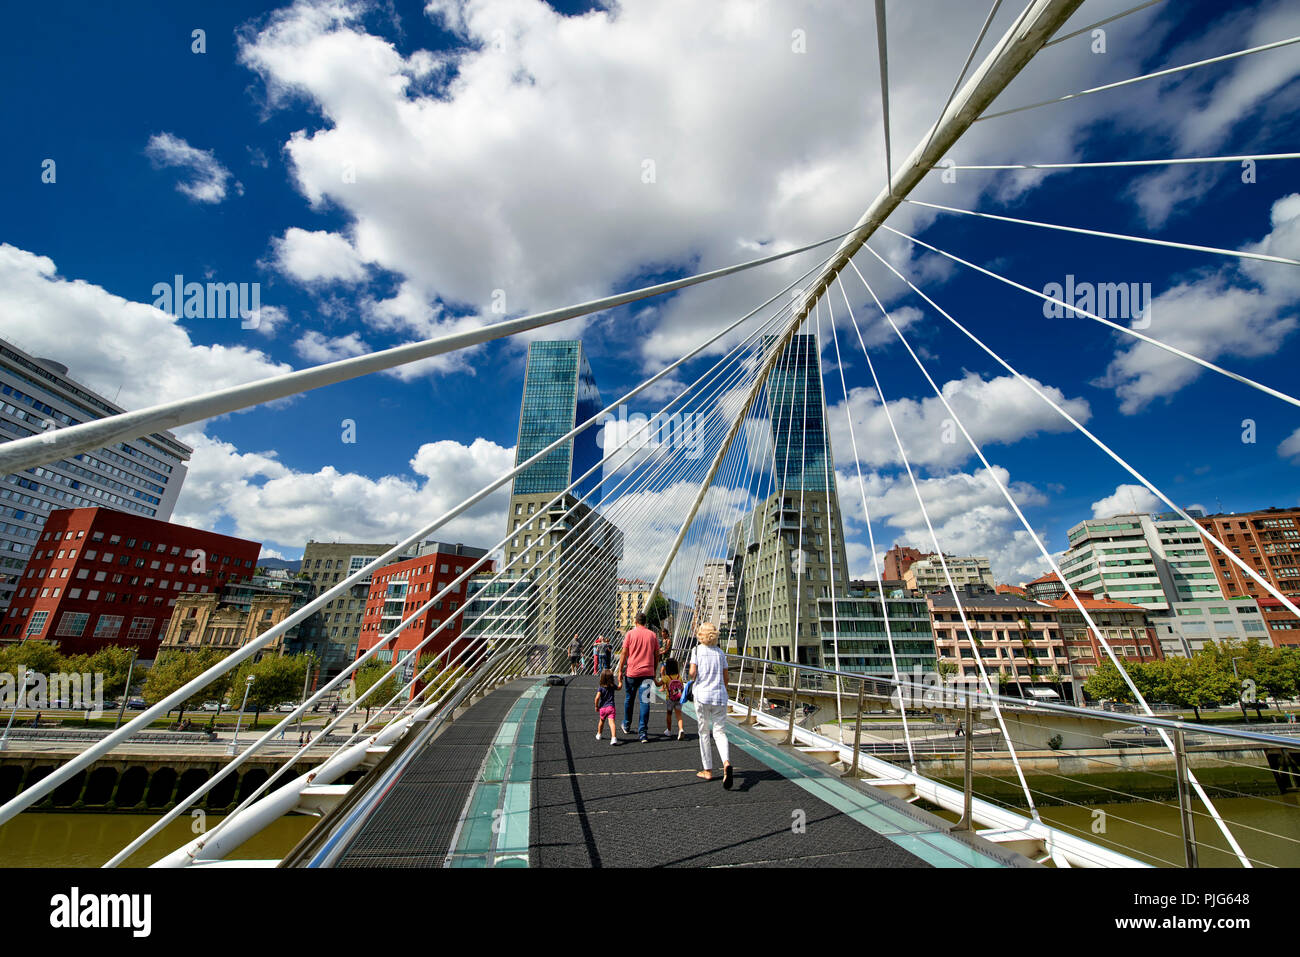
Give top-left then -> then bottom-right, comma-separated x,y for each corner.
1156,599 -> 1272,657
0,339 -> 191,612
1059,511 -> 1267,655
904,554 -> 994,594
693,560 -> 731,633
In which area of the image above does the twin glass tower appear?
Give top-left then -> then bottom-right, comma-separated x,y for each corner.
493,334 -> 846,670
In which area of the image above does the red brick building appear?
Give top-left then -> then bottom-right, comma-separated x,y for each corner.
1044,592 -> 1163,696
0,507 -> 260,659
357,543 -> 492,692
881,545 -> 932,584
1195,507 -> 1300,647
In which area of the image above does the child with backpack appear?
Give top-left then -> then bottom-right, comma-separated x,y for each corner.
659,658 -> 686,739
595,669 -> 619,746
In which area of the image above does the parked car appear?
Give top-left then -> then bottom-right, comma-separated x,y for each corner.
277,701 -> 298,713
200,700 -> 221,712
127,697 -> 147,710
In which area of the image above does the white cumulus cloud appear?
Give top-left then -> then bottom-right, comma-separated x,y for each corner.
144,132 -> 239,204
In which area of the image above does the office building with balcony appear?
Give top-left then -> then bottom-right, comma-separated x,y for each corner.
0,338 -> 192,611
1057,510 -> 1269,656
615,578 -> 653,637
1040,591 -> 1162,699
693,560 -> 732,635
818,580 -> 936,678
2,507 -> 259,659
1194,507 -> 1300,647
927,584 -> 1070,700
300,541 -> 405,679
356,542 -> 492,692
463,572 -> 536,652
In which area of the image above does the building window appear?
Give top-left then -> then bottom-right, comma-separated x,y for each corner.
25,611 -> 49,637
126,617 -> 155,641
56,612 -> 89,636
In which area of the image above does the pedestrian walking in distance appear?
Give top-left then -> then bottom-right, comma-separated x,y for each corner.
594,634 -> 612,676
689,622 -> 733,788
595,669 -> 619,746
568,632 -> 582,675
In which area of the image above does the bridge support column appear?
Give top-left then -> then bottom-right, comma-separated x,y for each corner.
954,698 -> 974,831
848,680 -> 865,778
1173,730 -> 1199,867
787,668 -> 800,744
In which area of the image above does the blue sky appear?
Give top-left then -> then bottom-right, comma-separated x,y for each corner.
1,0 -> 1297,587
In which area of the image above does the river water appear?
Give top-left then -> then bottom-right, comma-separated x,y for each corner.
0,812 -> 317,868
1033,793 -> 1300,868
926,792 -> 1300,868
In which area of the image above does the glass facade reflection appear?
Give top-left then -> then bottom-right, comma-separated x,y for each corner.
764,335 -> 829,492
512,341 -> 603,503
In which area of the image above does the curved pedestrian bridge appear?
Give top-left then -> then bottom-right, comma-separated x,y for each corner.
286,677 -> 1033,869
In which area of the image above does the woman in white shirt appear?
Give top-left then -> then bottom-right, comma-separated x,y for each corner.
689,622 -> 733,788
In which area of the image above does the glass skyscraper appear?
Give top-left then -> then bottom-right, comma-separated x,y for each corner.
512,341 -> 604,503
764,334 -> 830,492
726,333 -> 848,666
501,340 -> 622,670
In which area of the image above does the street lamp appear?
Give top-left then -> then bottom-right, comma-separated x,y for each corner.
0,668 -> 39,752
228,674 -> 255,756
113,648 -> 139,731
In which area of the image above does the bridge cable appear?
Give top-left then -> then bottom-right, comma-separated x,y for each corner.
977,34 -> 1300,122
855,243 -> 1259,865
844,249 -> 1259,863
1041,0 -> 1165,48
836,273 -> 1042,819
133,291 -> 791,864
903,197 -> 1300,267
933,152 -> 1300,171
880,223 -> 1300,409
824,285 -> 919,770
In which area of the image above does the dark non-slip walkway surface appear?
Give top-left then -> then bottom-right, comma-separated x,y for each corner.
530,676 -> 933,868
335,678 -> 533,868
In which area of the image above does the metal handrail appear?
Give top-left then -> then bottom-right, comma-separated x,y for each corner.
724,652 -> 1300,751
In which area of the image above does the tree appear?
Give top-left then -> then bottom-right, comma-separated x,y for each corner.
1253,645 -> 1300,709
0,640 -> 64,679
1161,652 -> 1234,721
353,661 -> 399,718
63,646 -> 137,700
415,655 -> 467,704
1083,661 -> 1133,704
645,593 -> 671,631
1203,639 -> 1267,718
228,654 -> 312,728
142,649 -> 232,722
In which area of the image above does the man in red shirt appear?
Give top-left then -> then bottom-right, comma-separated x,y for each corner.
616,611 -> 660,742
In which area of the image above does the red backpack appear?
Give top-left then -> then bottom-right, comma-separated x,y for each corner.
666,676 -> 684,703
